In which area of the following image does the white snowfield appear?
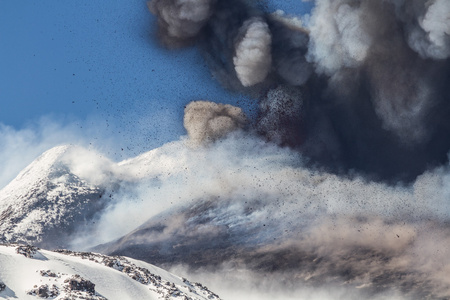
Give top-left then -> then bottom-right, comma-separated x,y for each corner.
0,244 -> 221,300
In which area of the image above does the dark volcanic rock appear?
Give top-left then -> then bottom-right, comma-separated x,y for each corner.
15,245 -> 38,258
64,275 -> 96,294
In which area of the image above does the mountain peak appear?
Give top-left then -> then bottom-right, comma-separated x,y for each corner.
0,145 -> 105,248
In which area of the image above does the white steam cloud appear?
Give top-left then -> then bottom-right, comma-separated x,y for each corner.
418,0 -> 450,59
233,17 -> 272,87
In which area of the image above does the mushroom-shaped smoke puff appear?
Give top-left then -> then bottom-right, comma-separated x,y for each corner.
184,101 -> 247,145
148,0 -> 215,48
233,17 -> 272,87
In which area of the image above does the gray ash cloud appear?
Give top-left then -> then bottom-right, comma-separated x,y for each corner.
148,0 -> 450,182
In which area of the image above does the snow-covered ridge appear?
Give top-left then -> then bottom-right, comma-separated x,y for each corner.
0,141 -> 192,249
0,141 -> 193,248
0,243 -> 222,300
0,146 -> 105,248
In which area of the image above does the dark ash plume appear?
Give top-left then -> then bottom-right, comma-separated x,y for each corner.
302,0 -> 450,180
268,11 -> 312,86
148,0 -> 450,180
70,2 -> 450,298
147,0 -> 215,48
197,0 -> 269,92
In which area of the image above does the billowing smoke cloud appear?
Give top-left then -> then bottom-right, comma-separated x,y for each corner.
149,0 -> 450,181
416,0 -> 450,59
268,11 -> 312,86
306,0 -> 374,75
391,0 -> 450,60
147,0 -> 215,48
183,101 -> 247,145
65,1 -> 449,296
306,0 -> 446,145
233,17 -> 272,87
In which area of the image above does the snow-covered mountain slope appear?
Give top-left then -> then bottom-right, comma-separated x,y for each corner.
2,137 -> 450,299
0,146 -> 106,249
0,141 -> 193,249
89,136 -> 450,299
0,243 -> 221,300
96,196 -> 450,300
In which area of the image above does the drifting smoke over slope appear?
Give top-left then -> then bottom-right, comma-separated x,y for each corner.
90,132 -> 450,299
149,0 -> 450,181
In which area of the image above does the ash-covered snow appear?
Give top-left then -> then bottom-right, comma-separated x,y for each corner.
0,243 -> 222,300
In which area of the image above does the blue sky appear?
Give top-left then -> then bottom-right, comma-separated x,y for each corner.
0,0 -> 313,157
